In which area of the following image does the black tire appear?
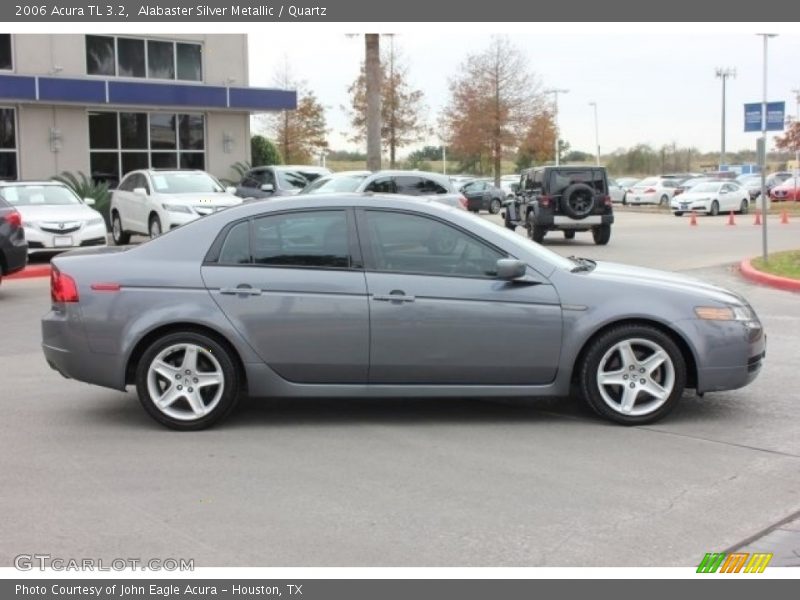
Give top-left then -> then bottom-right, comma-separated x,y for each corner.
579,324 -> 687,425
621,195 -> 627,206
560,183 -> 596,219
135,331 -> 241,430
111,211 -> 131,245
149,214 -> 162,238
592,224 -> 611,245
673,212 -> 683,217
531,225 -> 546,244
489,198 -> 502,214
709,201 -> 719,217
504,221 -> 517,231
659,195 -> 669,207
563,230 -> 576,239
739,199 -> 749,215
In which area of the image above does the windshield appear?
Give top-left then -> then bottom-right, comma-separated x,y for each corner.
276,170 -> 309,190
304,174 -> 367,194
151,172 -> 224,194
691,183 -> 722,193
0,185 -> 81,206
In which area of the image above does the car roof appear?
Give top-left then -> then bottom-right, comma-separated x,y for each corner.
0,180 -> 67,186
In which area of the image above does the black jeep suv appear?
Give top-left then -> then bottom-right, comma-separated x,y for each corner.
503,166 -> 614,245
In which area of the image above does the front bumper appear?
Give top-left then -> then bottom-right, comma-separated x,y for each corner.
25,223 -> 108,255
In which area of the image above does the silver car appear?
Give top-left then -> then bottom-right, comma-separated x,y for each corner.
42,194 -> 765,430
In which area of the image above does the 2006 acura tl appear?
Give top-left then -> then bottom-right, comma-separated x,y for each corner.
41,194 -> 765,430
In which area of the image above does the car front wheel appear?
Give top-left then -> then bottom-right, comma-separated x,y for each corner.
135,331 -> 241,430
579,324 -> 686,425
592,225 -> 611,245
489,199 -> 502,214
709,201 -> 719,216
739,199 -> 749,214
149,214 -> 162,238
111,211 -> 131,245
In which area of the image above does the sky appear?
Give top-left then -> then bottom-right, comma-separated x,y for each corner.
247,27 -> 800,159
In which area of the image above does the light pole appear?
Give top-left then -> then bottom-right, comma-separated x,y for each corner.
715,67 -> 736,168
791,88 -> 800,181
589,101 -> 600,166
757,33 -> 777,264
544,88 -> 569,166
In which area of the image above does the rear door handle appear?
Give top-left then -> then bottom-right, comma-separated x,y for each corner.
220,286 -> 262,296
372,293 -> 415,303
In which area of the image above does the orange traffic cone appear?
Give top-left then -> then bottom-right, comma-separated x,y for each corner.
780,210 -> 790,224
754,210 -> 761,225
689,211 -> 698,226
727,211 -> 736,225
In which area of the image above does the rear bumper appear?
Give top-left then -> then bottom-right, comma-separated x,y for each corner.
2,242 -> 28,275
535,213 -> 614,229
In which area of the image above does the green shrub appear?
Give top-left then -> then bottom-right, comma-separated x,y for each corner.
52,171 -> 111,230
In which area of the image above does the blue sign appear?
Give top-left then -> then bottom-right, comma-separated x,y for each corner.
744,101 -> 785,132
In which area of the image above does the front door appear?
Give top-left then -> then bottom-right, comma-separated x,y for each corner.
357,209 -> 563,385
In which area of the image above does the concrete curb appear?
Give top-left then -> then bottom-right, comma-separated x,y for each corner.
740,258 -> 800,293
5,264 -> 51,280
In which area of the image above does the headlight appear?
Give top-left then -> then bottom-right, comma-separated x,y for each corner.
162,203 -> 193,214
86,217 -> 104,226
695,305 -> 754,321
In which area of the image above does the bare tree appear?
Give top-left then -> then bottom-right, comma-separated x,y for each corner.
365,34 -> 382,172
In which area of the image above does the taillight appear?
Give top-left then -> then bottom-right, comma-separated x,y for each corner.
6,209 -> 22,229
51,267 -> 79,303
540,195 -> 551,207
644,188 -> 656,194
458,195 -> 468,210
603,195 -> 612,206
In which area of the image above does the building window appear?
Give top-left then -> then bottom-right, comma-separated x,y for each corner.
0,34 -> 12,71
88,111 -> 205,187
85,35 -> 202,82
0,108 -> 18,180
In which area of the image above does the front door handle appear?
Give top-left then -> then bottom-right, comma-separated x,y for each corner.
372,291 -> 415,303
220,286 -> 262,296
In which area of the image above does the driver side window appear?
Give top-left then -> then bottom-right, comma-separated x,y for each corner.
363,210 -> 505,278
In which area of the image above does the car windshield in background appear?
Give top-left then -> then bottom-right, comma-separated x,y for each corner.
305,175 -> 368,194
276,170 -> 310,190
0,185 -> 80,206
635,178 -> 659,186
151,172 -> 224,194
691,183 -> 722,193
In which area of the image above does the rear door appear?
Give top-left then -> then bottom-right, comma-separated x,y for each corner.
201,209 -> 369,383
357,208 -> 562,385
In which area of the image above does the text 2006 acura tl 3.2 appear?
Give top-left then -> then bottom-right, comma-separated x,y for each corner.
41,194 -> 765,430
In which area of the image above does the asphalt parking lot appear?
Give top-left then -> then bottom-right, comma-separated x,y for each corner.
2,210 -> 799,567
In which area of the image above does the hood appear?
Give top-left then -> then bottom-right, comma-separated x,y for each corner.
586,261 -> 744,305
155,193 -> 242,206
16,203 -> 102,223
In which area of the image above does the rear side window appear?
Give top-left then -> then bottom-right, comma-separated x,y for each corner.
364,177 -> 395,194
549,170 -> 606,195
252,211 -> 351,269
218,221 -> 251,265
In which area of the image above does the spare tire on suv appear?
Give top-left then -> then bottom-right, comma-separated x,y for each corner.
561,183 -> 596,219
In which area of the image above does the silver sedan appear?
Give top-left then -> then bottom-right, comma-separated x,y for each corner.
42,194 -> 765,430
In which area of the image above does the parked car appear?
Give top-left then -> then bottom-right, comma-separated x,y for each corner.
281,165 -> 332,182
42,194 -> 765,430
300,171 -> 371,195
626,177 -> 681,206
234,166 -> 312,200
0,194 -> 27,285
671,181 -> 750,216
769,177 -> 800,202
449,174 -> 475,189
355,170 -> 467,210
607,178 -> 627,203
0,181 -> 107,256
460,179 -> 505,214
615,177 -> 639,189
504,166 -> 614,245
110,169 -> 242,244
673,177 -> 715,198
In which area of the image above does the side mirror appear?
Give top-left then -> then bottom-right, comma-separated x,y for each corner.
133,187 -> 148,196
260,183 -> 275,193
83,197 -> 96,206
496,258 -> 527,280
225,186 -> 237,194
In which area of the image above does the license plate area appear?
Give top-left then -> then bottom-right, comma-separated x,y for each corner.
53,236 -> 73,247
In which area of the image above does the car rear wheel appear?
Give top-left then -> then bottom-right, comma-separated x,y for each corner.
592,225 -> 611,245
135,331 -> 241,430
111,211 -> 130,245
530,224 -> 546,244
149,214 -> 162,238
739,199 -> 749,214
489,199 -> 502,214
709,200 -> 719,216
563,230 -> 575,239
579,324 -> 686,425
659,195 -> 669,207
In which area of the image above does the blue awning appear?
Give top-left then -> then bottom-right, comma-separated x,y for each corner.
0,74 -> 296,112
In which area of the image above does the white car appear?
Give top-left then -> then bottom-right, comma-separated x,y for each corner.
110,169 -> 242,244
607,178 -> 627,203
671,181 -> 751,217
626,177 -> 681,206
0,181 -> 107,255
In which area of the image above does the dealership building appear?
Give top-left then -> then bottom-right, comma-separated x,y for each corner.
0,33 -> 296,185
